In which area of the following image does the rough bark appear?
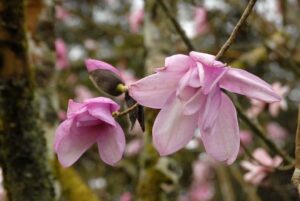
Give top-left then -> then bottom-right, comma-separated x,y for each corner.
0,1 -> 54,200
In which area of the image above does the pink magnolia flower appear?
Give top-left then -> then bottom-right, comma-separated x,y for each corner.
55,38 -> 69,70
241,148 -> 282,185
128,9 -> 144,33
194,7 -> 209,35
128,52 -> 280,164
54,97 -> 125,167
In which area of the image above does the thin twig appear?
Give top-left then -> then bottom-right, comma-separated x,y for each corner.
215,0 -> 257,59
113,103 -> 139,118
157,0 -> 195,51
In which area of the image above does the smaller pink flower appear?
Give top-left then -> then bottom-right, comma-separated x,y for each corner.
194,7 -> 209,35
55,38 -> 69,70
128,9 -> 144,33
74,85 -> 94,102
54,97 -> 125,167
269,82 -> 289,117
241,148 -> 282,185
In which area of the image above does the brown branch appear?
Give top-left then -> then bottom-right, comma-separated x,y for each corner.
292,106 -> 300,194
215,0 -> 257,59
157,0 -> 195,52
113,103 -> 139,118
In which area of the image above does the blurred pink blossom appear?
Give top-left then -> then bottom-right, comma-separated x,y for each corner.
55,6 -> 70,20
269,82 -> 289,117
194,7 -> 209,35
74,85 -> 94,102
189,184 -> 214,201
241,148 -> 282,185
247,82 -> 289,118
58,110 -> 67,122
128,9 -> 144,33
55,38 -> 69,70
192,160 -> 211,184
266,122 -> 288,146
120,191 -> 132,201
84,39 -> 98,51
125,138 -> 143,157
240,130 -> 253,146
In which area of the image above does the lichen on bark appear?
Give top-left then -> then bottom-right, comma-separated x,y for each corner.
0,0 -> 54,200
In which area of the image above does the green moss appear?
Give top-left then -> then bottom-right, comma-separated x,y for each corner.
54,161 -> 100,201
0,1 -> 55,200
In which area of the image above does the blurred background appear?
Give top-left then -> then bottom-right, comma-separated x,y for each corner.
1,0 -> 300,200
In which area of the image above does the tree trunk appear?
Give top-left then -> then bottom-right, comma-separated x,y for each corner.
0,1 -> 54,200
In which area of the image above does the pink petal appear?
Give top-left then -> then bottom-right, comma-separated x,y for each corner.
87,104 -> 117,126
240,161 -> 258,171
220,68 -> 281,103
189,51 -> 224,67
201,64 -> 228,94
128,71 -> 182,109
177,69 -> 198,101
84,97 -> 120,112
97,123 -> 125,166
183,89 -> 203,115
85,59 -> 121,76
200,93 -> 239,164
252,148 -> 273,166
55,120 -> 100,167
198,88 -> 222,131
165,54 -> 194,72
272,156 -> 283,167
67,99 -> 86,119
153,97 -> 198,156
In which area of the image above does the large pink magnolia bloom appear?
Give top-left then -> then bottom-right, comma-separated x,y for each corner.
54,98 -> 125,167
241,148 -> 282,185
129,52 -> 280,164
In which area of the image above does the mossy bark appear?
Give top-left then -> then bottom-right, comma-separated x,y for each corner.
0,1 -> 54,200
54,160 -> 101,201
